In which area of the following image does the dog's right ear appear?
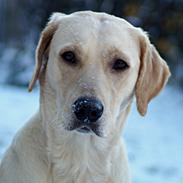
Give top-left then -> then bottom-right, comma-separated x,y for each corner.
28,13 -> 65,92
135,31 -> 171,116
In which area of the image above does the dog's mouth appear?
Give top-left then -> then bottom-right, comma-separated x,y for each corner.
68,121 -> 102,137
76,126 -> 91,133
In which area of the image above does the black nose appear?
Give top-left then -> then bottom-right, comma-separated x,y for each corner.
73,97 -> 104,123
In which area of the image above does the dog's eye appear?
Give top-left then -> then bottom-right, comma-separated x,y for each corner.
112,59 -> 129,71
61,51 -> 77,64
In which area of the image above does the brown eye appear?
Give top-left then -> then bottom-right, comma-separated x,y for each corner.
112,59 -> 129,71
61,51 -> 77,64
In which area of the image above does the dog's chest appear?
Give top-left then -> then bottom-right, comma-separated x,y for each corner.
48,143 -> 111,183
51,166 -> 109,183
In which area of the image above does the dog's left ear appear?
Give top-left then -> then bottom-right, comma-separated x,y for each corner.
135,31 -> 171,116
28,13 -> 65,91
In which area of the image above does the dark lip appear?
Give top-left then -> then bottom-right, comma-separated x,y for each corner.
67,120 -> 103,137
76,126 -> 91,133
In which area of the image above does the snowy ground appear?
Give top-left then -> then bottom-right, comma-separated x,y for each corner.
0,85 -> 183,183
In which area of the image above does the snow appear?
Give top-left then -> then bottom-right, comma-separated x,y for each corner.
0,85 -> 39,157
0,85 -> 183,183
125,86 -> 183,183
0,45 -> 35,86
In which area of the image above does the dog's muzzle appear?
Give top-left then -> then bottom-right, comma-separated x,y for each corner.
71,96 -> 104,136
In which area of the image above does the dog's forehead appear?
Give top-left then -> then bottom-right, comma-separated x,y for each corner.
51,12 -> 139,58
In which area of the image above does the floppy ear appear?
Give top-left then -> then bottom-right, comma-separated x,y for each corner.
135,32 -> 171,116
28,13 -> 65,92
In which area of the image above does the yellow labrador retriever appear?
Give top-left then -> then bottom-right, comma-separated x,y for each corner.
0,11 -> 170,183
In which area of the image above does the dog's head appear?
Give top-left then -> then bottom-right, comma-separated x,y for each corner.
29,11 -> 170,137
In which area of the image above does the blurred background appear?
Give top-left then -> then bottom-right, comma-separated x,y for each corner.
0,0 -> 183,183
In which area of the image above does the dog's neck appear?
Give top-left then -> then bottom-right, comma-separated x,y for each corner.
39,80 -> 131,181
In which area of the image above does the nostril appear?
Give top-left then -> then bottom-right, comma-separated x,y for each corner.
90,110 -> 98,118
89,111 -> 99,122
89,106 -> 103,121
79,108 -> 86,116
76,108 -> 87,121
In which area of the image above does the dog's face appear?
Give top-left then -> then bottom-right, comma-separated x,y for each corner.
29,11 -> 170,137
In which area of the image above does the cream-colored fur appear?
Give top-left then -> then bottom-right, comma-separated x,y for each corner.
0,11 -> 170,183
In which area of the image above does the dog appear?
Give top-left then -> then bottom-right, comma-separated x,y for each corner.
0,11 -> 170,183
